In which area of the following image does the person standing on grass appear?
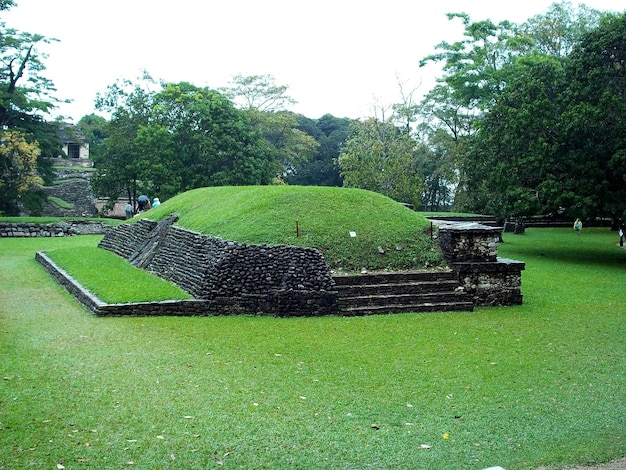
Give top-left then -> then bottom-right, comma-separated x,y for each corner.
573,218 -> 582,235
618,219 -> 625,247
125,203 -> 133,219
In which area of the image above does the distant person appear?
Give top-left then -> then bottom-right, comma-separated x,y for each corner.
573,218 -> 582,236
152,197 -> 160,208
124,203 -> 133,219
138,195 -> 150,212
618,219 -> 625,247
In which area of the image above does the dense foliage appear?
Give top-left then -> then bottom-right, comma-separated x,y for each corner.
417,3 -> 625,222
0,2 -> 62,214
91,79 -> 276,207
2,1 -> 624,223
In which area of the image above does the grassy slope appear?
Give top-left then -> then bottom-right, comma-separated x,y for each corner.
1,229 -> 624,469
138,186 -> 442,272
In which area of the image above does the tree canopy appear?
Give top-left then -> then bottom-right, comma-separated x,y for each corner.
92,78 -> 275,207
0,2 -> 62,214
412,2 -> 623,221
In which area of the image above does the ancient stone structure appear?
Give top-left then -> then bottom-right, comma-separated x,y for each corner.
36,251 -> 210,316
42,179 -> 99,217
97,216 -> 339,316
0,221 -> 107,237
435,221 -> 525,306
26,216 -> 525,316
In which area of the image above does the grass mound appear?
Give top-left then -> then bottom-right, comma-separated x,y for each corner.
138,186 -> 442,272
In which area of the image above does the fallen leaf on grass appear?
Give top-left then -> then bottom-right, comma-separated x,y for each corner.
442,433 -> 450,439
371,424 -> 380,430
420,444 -> 432,449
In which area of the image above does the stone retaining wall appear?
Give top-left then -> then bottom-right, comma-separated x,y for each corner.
42,180 -> 99,217
435,221 -> 525,306
97,217 -> 339,316
36,251 -> 211,316
0,221 -> 107,237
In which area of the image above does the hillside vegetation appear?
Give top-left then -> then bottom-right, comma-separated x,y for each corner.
137,186 -> 443,272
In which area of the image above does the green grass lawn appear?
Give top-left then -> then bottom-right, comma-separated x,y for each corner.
44,247 -> 193,304
1,228 -> 625,469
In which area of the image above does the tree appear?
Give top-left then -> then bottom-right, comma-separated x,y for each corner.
419,3 -> 613,217
0,19 -> 60,128
77,114 -> 108,164
149,82 -> 274,191
521,2 -> 603,57
0,2 -> 63,214
222,74 -> 296,112
222,74 -> 318,180
461,11 -> 626,222
557,12 -> 626,220
247,109 -> 318,181
0,129 -> 42,214
93,79 -> 275,208
465,54 -> 566,219
91,78 -> 154,209
285,114 -> 352,187
338,117 -> 423,207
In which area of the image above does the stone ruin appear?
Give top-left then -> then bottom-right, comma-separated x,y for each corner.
434,221 -> 525,306
29,216 -> 525,316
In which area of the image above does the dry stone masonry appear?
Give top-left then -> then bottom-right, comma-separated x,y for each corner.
435,221 -> 525,306
0,221 -> 107,237
97,216 -> 339,316
29,215 -> 525,316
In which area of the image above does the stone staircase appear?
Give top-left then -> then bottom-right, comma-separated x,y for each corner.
333,270 -> 474,315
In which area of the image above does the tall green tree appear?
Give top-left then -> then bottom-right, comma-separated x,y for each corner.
286,114 -> 352,187
91,78 -> 154,208
463,10 -> 626,222
0,129 -> 42,214
338,117 -> 423,207
149,82 -> 274,192
222,74 -> 318,180
0,2 -> 63,213
419,3 -> 613,217
93,78 -> 275,208
557,12 -> 626,220
466,54 -> 566,219
77,114 -> 108,164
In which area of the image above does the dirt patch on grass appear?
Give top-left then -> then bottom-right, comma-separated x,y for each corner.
537,456 -> 626,470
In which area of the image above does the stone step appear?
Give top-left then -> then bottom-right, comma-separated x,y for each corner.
334,279 -> 460,295
333,270 -> 457,286
333,271 -> 474,315
338,291 -> 471,309
340,301 -> 474,316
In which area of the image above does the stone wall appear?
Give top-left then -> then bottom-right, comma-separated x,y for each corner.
98,217 -> 339,316
42,180 -> 99,217
0,221 -> 107,237
436,221 -> 500,262
36,251 -> 210,316
436,221 -> 525,306
451,259 -> 524,306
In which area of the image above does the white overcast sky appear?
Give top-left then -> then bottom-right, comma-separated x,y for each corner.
4,0 -> 624,123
